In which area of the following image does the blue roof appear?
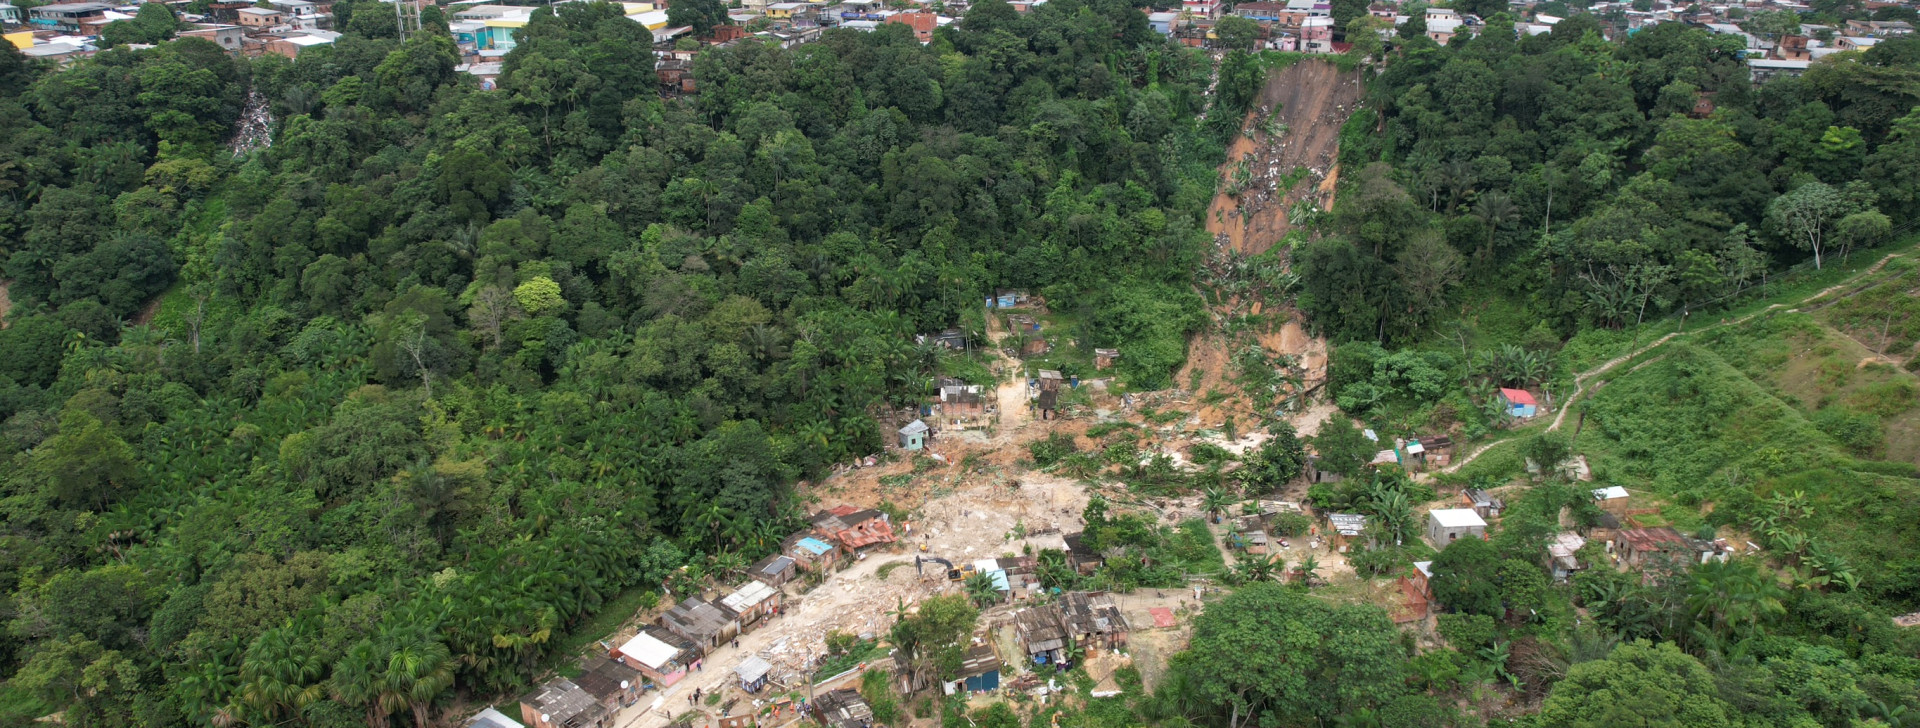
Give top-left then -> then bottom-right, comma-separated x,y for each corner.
796,537 -> 833,555
987,570 -> 1010,591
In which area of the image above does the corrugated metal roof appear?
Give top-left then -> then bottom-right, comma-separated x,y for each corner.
662,597 -> 735,640
816,689 -> 872,728
735,656 -> 772,682
721,580 -> 779,612
1329,513 -> 1367,535
576,658 -> 640,701
757,555 -> 796,576
521,679 -> 598,726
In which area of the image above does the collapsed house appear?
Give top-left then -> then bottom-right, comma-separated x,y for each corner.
812,506 -> 897,551
1013,591 -> 1129,668
1061,532 -> 1104,575
1613,527 -> 1730,569
1547,532 -> 1588,582
1057,591 -> 1130,653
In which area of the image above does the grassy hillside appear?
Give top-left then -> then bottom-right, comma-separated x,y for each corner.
1574,314 -> 1920,608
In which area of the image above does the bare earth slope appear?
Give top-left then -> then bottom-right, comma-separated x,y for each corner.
1204,61 -> 1365,256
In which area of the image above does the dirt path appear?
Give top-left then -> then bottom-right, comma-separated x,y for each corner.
985,314 -> 1032,435
0,280 -> 11,328
1440,252 -> 1909,474
1204,61 -> 1363,256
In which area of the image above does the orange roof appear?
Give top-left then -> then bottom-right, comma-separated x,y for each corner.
1498,388 -> 1536,405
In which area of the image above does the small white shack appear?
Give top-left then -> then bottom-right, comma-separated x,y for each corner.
1427,508 -> 1487,546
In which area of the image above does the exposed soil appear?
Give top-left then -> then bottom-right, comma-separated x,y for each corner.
0,280 -> 11,329
132,294 -> 165,327
1181,61 -> 1358,430
1204,62 -> 1364,257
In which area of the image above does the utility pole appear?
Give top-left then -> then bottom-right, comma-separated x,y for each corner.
394,0 -> 421,40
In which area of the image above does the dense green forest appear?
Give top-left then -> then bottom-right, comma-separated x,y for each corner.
0,1 -> 1264,723
1303,16 -> 1917,345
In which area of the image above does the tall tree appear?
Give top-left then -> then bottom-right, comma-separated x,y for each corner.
1767,181 -> 1846,270
1166,583 -> 1404,727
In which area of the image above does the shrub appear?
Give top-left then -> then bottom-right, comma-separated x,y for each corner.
1437,613 -> 1497,650
1030,433 -> 1077,467
1811,406 -> 1882,456
1270,512 -> 1314,537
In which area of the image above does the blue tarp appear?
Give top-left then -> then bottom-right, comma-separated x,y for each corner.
796,537 -> 833,555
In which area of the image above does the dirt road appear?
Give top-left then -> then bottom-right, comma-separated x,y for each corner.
1205,62 -> 1364,256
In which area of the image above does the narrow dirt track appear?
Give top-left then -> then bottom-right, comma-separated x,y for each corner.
1439,252 -> 1909,474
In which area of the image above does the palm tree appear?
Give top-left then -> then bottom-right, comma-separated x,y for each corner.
1297,554 -> 1321,588
1441,159 -> 1477,211
745,324 -> 788,362
1201,487 -> 1234,524
1472,191 -> 1520,262
964,571 -> 1002,607
710,550 -> 749,580
380,635 -> 457,728
693,503 -> 735,555
1866,700 -> 1911,728
1060,637 -> 1086,669
179,646 -> 243,727
1235,555 -> 1283,584
1686,559 -> 1785,641
237,626 -> 327,722
1369,488 -> 1414,545
330,641 -> 387,728
1480,640 -> 1523,689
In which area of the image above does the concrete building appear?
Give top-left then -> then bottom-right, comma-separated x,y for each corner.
1427,508 -> 1487,545
28,1 -> 110,32
235,6 -> 284,27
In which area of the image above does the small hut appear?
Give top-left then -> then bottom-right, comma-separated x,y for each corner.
898,419 -> 928,450
735,656 -> 773,693
1498,388 -> 1539,419
1094,348 -> 1119,370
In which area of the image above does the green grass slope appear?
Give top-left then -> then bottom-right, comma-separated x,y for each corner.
1575,315 -> 1920,607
